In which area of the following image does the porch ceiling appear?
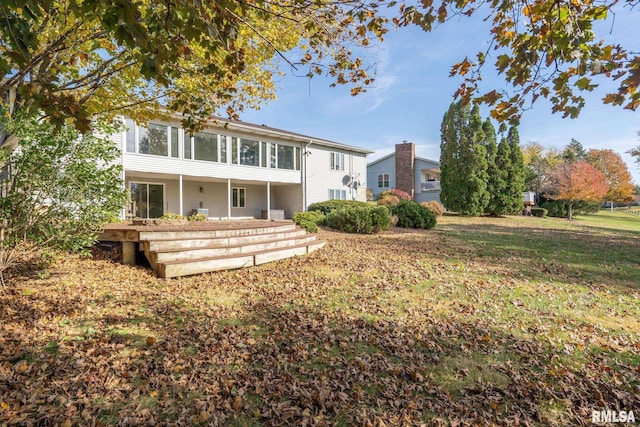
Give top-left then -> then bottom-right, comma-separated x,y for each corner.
125,171 -> 298,186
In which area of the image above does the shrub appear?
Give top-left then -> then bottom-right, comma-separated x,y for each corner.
420,200 -> 445,217
160,212 -> 185,220
574,201 -> 600,215
293,211 -> 326,232
391,200 -> 436,229
187,213 -> 207,222
376,193 -> 400,207
375,189 -> 412,202
0,113 -> 127,285
541,201 -> 566,218
326,205 -> 391,234
531,207 -> 548,217
307,200 -> 370,215
298,219 -> 319,233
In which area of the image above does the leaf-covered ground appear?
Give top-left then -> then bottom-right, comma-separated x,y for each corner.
1,214 -> 639,426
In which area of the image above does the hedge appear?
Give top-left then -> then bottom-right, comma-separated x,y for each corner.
326,205 -> 391,234
390,200 -> 436,229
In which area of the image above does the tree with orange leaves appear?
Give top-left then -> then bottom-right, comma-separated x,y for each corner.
587,149 -> 636,210
548,161 -> 608,220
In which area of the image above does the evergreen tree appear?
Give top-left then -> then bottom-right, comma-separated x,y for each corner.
439,102 -> 489,215
493,129 -> 514,215
505,126 -> 526,213
482,118 -> 506,215
562,138 -> 587,163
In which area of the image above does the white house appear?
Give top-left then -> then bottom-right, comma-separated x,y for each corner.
115,116 -> 371,219
367,142 -> 441,204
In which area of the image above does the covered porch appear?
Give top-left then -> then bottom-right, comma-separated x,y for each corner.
124,172 -> 303,221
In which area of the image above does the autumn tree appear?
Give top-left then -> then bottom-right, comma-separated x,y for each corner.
401,0 -> 640,122
522,142 -> 563,195
0,0 -> 387,157
440,102 -> 488,215
587,149 -> 636,209
547,161 -> 608,220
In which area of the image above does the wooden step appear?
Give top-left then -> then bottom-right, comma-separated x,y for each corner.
142,229 -> 307,252
138,223 -> 296,241
150,235 -> 318,264
157,240 -> 326,278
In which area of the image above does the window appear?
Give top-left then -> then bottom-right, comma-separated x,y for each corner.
232,187 -> 246,208
261,141 -> 267,167
220,137 -> 227,163
170,127 -> 179,158
270,143 -> 276,168
139,123 -> 168,156
330,152 -> 345,171
295,147 -> 301,170
328,188 -> 347,200
277,145 -> 295,170
378,173 -> 389,188
194,131 -> 218,162
239,139 -> 259,166
125,118 -> 136,153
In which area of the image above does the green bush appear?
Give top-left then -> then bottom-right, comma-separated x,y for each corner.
326,205 -> 390,234
574,201 -> 601,215
531,207 -> 548,217
298,219 -> 319,233
541,201 -> 566,218
390,200 -> 436,229
307,200 -> 370,215
293,211 -> 326,232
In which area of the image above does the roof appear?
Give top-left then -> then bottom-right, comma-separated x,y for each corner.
215,118 -> 373,154
367,152 -> 440,167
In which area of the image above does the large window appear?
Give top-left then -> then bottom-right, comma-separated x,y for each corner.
378,173 -> 389,188
329,188 -> 347,200
194,132 -> 218,162
239,139 -> 259,166
232,187 -> 246,208
126,121 -> 178,158
277,145 -> 295,170
330,152 -> 345,171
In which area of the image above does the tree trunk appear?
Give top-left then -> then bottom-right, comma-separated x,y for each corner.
567,202 -> 573,220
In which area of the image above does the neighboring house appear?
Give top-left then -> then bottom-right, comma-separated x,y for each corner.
367,141 -> 441,203
115,116 -> 371,220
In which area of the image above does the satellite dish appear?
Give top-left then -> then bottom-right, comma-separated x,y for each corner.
342,175 -> 352,186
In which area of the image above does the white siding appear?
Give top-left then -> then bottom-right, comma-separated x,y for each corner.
115,116 -> 371,217
367,155 -> 396,197
304,145 -> 368,206
273,185 -> 303,218
414,158 -> 441,204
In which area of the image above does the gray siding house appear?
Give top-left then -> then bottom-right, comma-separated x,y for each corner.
367,142 -> 441,204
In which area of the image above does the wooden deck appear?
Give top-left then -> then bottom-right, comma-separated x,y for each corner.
99,220 -> 325,278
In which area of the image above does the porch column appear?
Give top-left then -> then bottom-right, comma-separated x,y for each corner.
227,178 -> 231,220
267,181 -> 271,220
179,174 -> 183,216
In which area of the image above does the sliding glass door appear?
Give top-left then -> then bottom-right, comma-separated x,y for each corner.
130,182 -> 164,218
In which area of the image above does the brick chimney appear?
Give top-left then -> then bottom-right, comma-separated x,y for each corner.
395,141 -> 415,199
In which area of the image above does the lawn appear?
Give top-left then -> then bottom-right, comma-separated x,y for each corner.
1,212 -> 639,426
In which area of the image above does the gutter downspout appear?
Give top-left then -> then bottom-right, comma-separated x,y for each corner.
302,139 -> 312,211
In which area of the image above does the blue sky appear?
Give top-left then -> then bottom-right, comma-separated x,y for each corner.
240,7 -> 640,184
